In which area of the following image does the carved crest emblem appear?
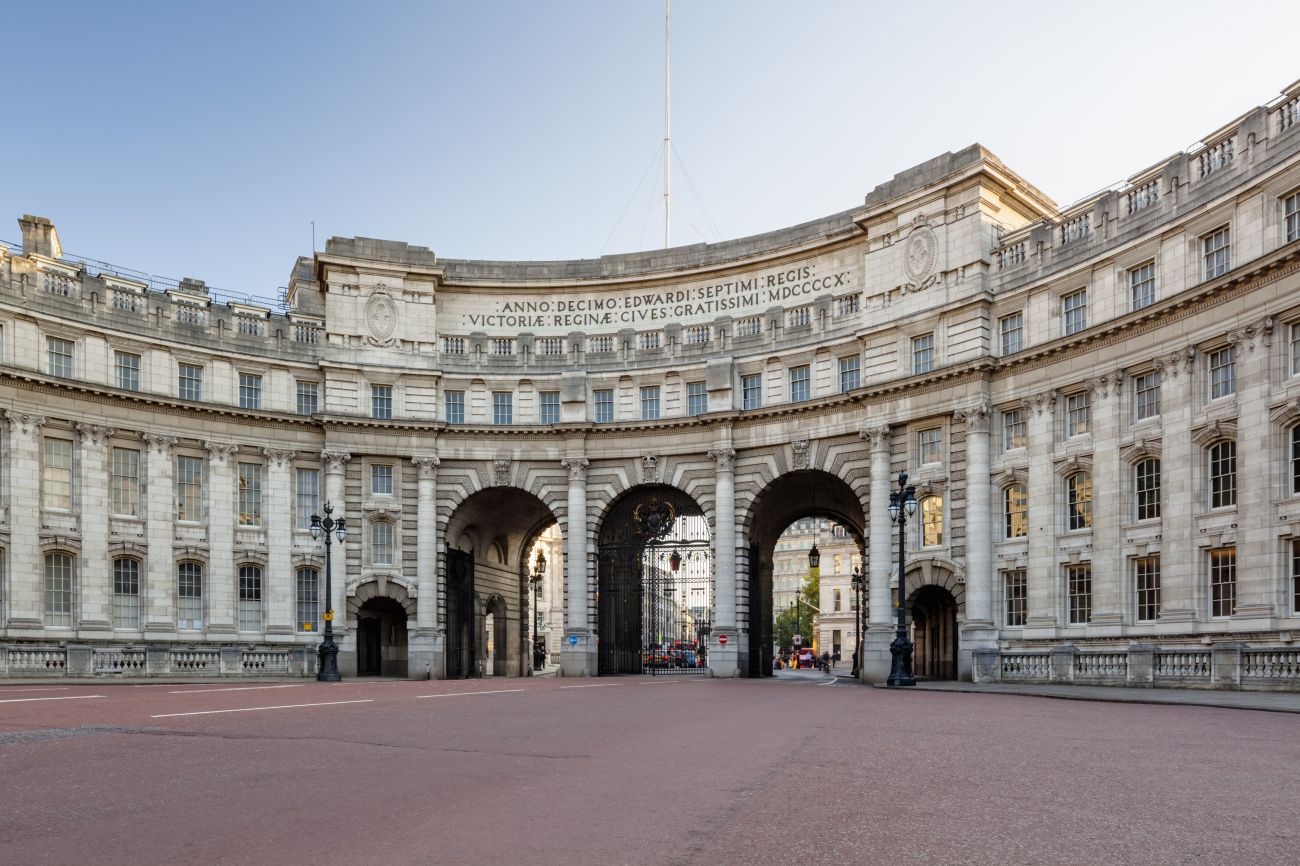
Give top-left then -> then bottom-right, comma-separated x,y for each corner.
633,497 -> 677,540
365,290 -> 398,347
901,216 -> 938,292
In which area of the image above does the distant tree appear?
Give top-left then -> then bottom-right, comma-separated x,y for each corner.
773,572 -> 820,650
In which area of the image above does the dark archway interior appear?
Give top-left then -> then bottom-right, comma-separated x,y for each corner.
909,584 -> 958,680
356,596 -> 408,677
444,488 -> 557,678
746,470 -> 866,678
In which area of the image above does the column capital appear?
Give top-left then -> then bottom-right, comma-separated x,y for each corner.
75,422 -> 115,446
561,457 -> 589,480
954,402 -> 992,433
205,440 -> 240,464
411,455 -> 440,477
1083,371 -> 1123,400
4,410 -> 45,437
708,448 -> 735,472
321,449 -> 352,474
262,447 -> 295,468
143,433 -> 178,454
859,425 -> 891,450
1021,389 -> 1057,416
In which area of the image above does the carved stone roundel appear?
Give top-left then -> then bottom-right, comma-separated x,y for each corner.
903,223 -> 937,286
366,292 -> 398,344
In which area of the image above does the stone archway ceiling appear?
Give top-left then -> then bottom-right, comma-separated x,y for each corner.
748,469 -> 866,554
444,487 -> 558,566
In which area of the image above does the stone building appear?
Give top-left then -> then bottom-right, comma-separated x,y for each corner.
3,81 -> 1300,689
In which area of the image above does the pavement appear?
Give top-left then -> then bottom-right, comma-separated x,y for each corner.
3,671 -> 1298,865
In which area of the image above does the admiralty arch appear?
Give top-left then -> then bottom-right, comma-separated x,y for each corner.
3,82 -> 1300,690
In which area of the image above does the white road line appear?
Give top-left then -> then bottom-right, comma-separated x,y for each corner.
816,678 -> 838,686
169,684 -> 306,694
0,695 -> 104,704
415,689 -> 526,698
0,687 -> 70,692
151,699 -> 373,718
560,683 -> 622,689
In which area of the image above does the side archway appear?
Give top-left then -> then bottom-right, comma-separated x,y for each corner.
904,560 -> 964,680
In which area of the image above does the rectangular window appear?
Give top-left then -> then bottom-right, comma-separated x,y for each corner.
999,313 -> 1024,355
1067,473 -> 1092,531
371,464 -> 394,496
1133,371 -> 1161,421
44,553 -> 74,627
1062,289 -> 1088,336
1134,459 -> 1161,521
1292,425 -> 1300,496
539,391 -> 561,425
838,356 -> 860,393
686,382 -> 707,417
444,390 -> 465,424
113,558 -> 140,629
296,467 -> 320,530
593,389 -> 614,423
911,333 -> 934,374
1065,392 -> 1090,437
177,562 -> 204,630
1135,555 -> 1161,622
1005,484 -> 1028,538
238,373 -> 262,410
238,566 -> 262,632
178,363 -> 204,401
43,438 -> 73,510
918,428 -> 943,465
1129,261 -> 1156,311
1292,539 -> 1300,615
371,384 -> 393,420
1203,226 -> 1231,280
1286,191 -> 1300,244
492,391 -> 513,425
741,374 -> 762,410
1067,563 -> 1092,625
640,386 -> 660,421
1291,323 -> 1300,377
1209,345 -> 1236,399
176,455 -> 204,522
1209,546 -> 1236,618
833,589 -> 842,612
115,351 -> 141,391
1004,569 -> 1027,627
1003,408 -> 1026,451
237,462 -> 262,526
1209,441 -> 1236,509
46,336 -> 74,378
371,522 -> 394,565
296,381 -> 319,416
297,567 -> 320,632
789,365 -> 811,402
110,447 -> 141,517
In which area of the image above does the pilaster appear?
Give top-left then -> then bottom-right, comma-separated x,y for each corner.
1086,373 -> 1125,628
860,424 -> 894,683
956,403 -> 996,679
1024,390 -> 1059,632
708,446 -> 739,677
204,441 -> 239,634
142,434 -> 177,632
321,450 -> 351,644
4,411 -> 45,628
75,423 -> 114,631
410,454 -> 442,679
560,456 -> 592,676
262,448 -> 295,636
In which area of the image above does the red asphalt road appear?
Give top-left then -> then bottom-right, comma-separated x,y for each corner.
1,673 -> 1297,866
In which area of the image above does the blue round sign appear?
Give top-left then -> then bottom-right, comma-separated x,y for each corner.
567,634 -> 579,646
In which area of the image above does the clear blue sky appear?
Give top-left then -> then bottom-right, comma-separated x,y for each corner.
5,1 -> 1299,299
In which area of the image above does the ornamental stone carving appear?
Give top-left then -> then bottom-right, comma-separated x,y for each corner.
790,438 -> 810,470
708,448 -> 735,472
901,215 -> 939,293
493,458 -> 512,486
75,422 -> 114,445
262,448 -> 295,468
3,410 -> 45,436
365,288 -> 399,347
954,402 -> 992,433
641,455 -> 658,484
205,441 -> 240,464
411,455 -> 440,477
561,457 -> 588,480
859,425 -> 892,448
143,433 -> 178,454
1084,371 -> 1123,399
321,449 -> 352,473
1022,389 -> 1058,416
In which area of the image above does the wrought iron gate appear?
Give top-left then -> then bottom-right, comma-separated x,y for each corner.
445,548 -> 475,679
597,489 -> 713,676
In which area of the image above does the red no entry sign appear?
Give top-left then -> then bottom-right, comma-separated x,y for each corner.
718,635 -> 728,645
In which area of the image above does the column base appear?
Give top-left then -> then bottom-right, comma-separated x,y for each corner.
560,629 -> 596,677
860,626 -> 894,684
408,628 -> 445,680
706,629 -> 741,678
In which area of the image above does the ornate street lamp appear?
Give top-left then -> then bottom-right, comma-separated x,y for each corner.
850,565 -> 865,677
887,471 -> 917,687
309,501 -> 347,683
529,549 -> 546,672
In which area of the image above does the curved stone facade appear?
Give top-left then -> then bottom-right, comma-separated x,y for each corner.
4,81 -> 1300,687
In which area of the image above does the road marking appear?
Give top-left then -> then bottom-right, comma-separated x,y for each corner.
0,687 -> 70,692
415,689 -> 526,698
151,699 -> 373,718
560,683 -> 622,689
169,684 -> 306,694
0,695 -> 104,704
817,679 -> 838,686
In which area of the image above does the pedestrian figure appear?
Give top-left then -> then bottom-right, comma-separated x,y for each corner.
831,650 -> 841,669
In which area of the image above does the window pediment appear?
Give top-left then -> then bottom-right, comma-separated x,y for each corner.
1120,438 -> 1163,463
1191,419 -> 1238,447
1054,455 -> 1093,478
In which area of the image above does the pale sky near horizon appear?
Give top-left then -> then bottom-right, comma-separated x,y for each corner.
4,1 -> 1299,300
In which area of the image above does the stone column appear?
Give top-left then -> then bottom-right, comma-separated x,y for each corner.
560,457 -> 591,676
957,403 -> 995,680
1155,350 -> 1196,623
1233,320 -> 1275,622
204,441 -> 240,635
1087,374 -> 1125,629
321,450 -> 351,670
1024,391 -> 1059,633
142,434 -> 177,633
708,447 -> 739,677
410,454 -> 442,679
262,448 -> 295,637
75,423 -> 114,632
860,425 -> 893,682
4,412 -> 45,629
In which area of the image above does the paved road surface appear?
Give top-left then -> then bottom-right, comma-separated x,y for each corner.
2,671 -> 1296,866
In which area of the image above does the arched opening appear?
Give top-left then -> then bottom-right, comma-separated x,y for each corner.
907,583 -> 959,680
745,470 -> 867,678
596,485 -> 711,675
356,596 -> 409,677
444,487 -> 559,679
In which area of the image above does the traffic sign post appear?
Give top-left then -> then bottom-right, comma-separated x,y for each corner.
567,634 -> 579,647
717,634 -> 728,646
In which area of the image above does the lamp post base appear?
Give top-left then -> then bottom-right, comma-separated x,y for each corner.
317,638 -> 342,682
886,633 -> 916,687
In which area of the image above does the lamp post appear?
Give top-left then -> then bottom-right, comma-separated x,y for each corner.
886,471 -> 917,686
789,598 -> 799,666
528,549 -> 546,672
850,566 -> 865,678
309,501 -> 347,683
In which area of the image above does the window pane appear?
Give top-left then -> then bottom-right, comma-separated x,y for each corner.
239,373 -> 262,410
1130,261 -> 1156,311
1067,472 -> 1092,530
1000,314 -> 1024,355
920,496 -> 943,546
539,391 -> 561,425
115,351 -> 141,391
1209,547 -> 1236,617
178,562 -> 204,629
687,382 -> 707,416
1005,484 -> 1028,538
113,557 -> 140,629
911,333 -> 934,374
1004,570 -> 1027,626
640,386 -> 660,420
44,552 -> 74,627
445,390 -> 464,424
1135,459 -> 1161,520
371,385 -> 393,419
1063,289 -> 1088,335
742,374 -> 762,410
1003,408 -> 1026,450
178,363 -> 204,401
296,381 -> 319,416
47,337 -> 74,377
296,468 -> 320,530
1135,556 -> 1161,622
918,429 -> 942,464
492,392 -> 513,425
297,568 -> 320,632
238,463 -> 263,526
789,366 -> 811,402
371,464 -> 393,496
372,522 -> 394,565
176,455 -> 204,522
838,356 -> 860,392
1209,441 -> 1236,508
1067,564 -> 1092,624
238,565 -> 263,632
43,438 -> 73,510
111,447 -> 141,517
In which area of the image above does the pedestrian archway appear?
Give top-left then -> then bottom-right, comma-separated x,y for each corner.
353,593 -> 411,677
905,563 -> 964,680
483,595 -> 509,676
596,485 -> 712,675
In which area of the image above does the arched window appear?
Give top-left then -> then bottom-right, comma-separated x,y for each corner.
371,521 -> 394,565
1134,458 -> 1161,521
920,496 -> 943,546
177,561 -> 204,630
112,557 -> 141,629
1208,441 -> 1236,509
1290,426 -> 1300,496
296,567 -> 320,633
238,564 -> 263,632
44,552 -> 74,627
1004,484 -> 1028,538
1066,472 -> 1092,531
